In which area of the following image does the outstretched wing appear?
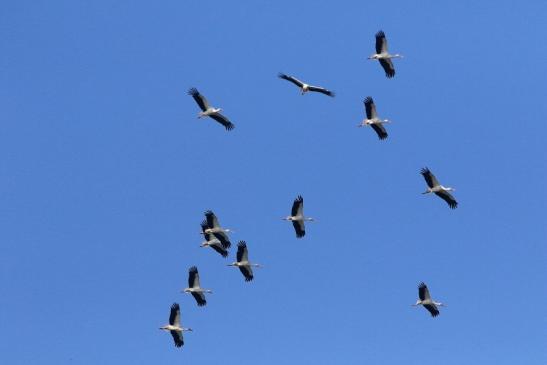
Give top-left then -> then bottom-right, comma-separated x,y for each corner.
291,195 -> 304,217
210,243 -> 229,258
236,241 -> 248,262
188,88 -> 209,112
292,220 -> 305,238
371,123 -> 388,140
212,231 -> 231,249
435,191 -> 458,209
418,282 -> 431,301
375,30 -> 388,54
170,330 -> 184,347
169,303 -> 181,326
420,168 -> 440,188
307,85 -> 335,97
239,265 -> 254,282
191,292 -> 207,307
364,97 -> 377,119
379,58 -> 395,78
204,211 -> 220,229
278,73 -> 304,88
424,303 -> 440,317
209,113 -> 235,131
188,266 -> 200,288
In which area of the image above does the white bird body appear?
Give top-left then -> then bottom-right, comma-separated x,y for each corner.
420,168 -> 458,209
183,266 -> 211,306
278,73 -> 335,97
413,283 -> 445,317
368,31 -> 402,78
358,97 -> 390,140
228,241 -> 261,282
188,88 -> 235,130
159,303 -> 192,348
283,195 -> 315,238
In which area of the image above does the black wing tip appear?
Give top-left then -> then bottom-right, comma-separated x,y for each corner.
189,266 -> 198,273
245,276 -> 254,282
420,167 -> 431,176
418,282 -> 427,289
385,70 -> 395,78
364,96 -> 373,104
171,302 -> 180,310
448,202 -> 458,209
378,134 -> 388,140
295,195 -> 303,202
197,301 -> 206,307
375,30 -> 385,38
237,240 -> 247,247
278,72 -> 288,79
188,87 -> 199,96
225,122 -> 235,131
296,232 -> 305,238
204,210 -> 214,216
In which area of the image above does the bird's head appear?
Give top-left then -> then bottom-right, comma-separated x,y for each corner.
183,288 -> 190,293
368,54 -> 378,60
184,327 -> 193,332
282,216 -> 292,221
448,187 -> 456,192
383,119 -> 391,124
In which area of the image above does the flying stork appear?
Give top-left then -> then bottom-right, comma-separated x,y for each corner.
412,282 -> 446,317
188,87 -> 235,131
367,30 -> 402,78
278,73 -> 335,97
420,167 -> 458,209
358,96 -> 390,140
159,303 -> 192,348
227,241 -> 261,282
183,266 -> 212,307
283,195 -> 314,238
201,210 -> 234,244
200,221 -> 230,258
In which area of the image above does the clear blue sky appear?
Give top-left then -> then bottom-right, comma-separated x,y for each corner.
1,1 -> 546,364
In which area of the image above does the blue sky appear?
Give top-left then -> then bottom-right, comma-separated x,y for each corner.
1,1 -> 546,364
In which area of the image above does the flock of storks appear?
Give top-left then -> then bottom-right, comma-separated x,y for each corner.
159,30 -> 457,348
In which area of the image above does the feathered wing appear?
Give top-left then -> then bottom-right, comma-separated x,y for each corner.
278,73 -> 304,87
209,113 -> 235,131
420,168 -> 440,188
371,123 -> 388,140
435,191 -> 458,209
210,243 -> 229,258
188,266 -> 200,288
364,97 -> 377,119
379,58 -> 395,78
292,220 -> 305,238
239,265 -> 254,282
170,330 -> 184,347
236,241 -> 249,262
424,303 -> 440,317
204,211 -> 220,229
188,88 -> 209,111
291,195 -> 304,217
307,85 -> 335,97
212,231 -> 231,248
418,282 -> 431,301
191,292 -> 207,306
375,30 -> 388,54
169,303 -> 181,326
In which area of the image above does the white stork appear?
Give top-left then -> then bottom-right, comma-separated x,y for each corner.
188,88 -> 235,131
183,266 -> 212,307
420,167 -> 458,209
201,210 -> 234,242
367,30 -> 402,78
412,282 -> 446,317
358,96 -> 390,140
278,73 -> 335,97
227,241 -> 261,282
200,221 -> 230,258
159,303 -> 192,348
283,195 -> 314,238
